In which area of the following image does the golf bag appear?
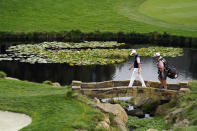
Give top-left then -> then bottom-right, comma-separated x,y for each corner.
159,58 -> 179,79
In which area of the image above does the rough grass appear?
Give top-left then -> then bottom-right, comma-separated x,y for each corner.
0,79 -> 104,131
0,0 -> 197,37
127,116 -> 171,131
161,81 -> 197,131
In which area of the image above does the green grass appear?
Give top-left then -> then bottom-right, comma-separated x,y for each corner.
0,79 -> 104,131
0,0 -> 197,37
127,116 -> 171,131
140,0 -> 197,27
160,81 -> 197,131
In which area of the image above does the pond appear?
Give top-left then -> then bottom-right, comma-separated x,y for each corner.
0,43 -> 197,85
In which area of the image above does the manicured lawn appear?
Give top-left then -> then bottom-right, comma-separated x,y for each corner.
139,0 -> 197,27
0,0 -> 197,37
0,79 -> 104,131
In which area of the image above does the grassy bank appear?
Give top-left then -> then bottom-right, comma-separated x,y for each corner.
0,0 -> 197,37
158,81 -> 197,131
127,116 -> 170,131
0,79 -> 105,131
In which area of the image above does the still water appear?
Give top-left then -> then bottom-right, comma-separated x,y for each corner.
0,44 -> 197,85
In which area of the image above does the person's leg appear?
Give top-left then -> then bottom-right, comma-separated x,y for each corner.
163,80 -> 167,89
138,73 -> 146,87
129,69 -> 137,87
158,76 -> 164,88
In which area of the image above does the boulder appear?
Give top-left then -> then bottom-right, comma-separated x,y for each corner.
96,116 -> 110,130
165,108 -> 185,124
174,119 -> 189,128
155,105 -> 169,116
126,109 -> 144,118
135,96 -> 159,107
6,77 -> 19,81
180,88 -> 191,94
146,129 -> 158,131
52,82 -> 61,87
94,103 -> 128,131
94,97 -> 101,104
114,116 -> 127,131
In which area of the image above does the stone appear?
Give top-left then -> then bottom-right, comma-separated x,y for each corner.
72,80 -> 82,86
81,82 -> 96,88
165,108 -> 185,124
72,86 -> 81,90
96,116 -> 110,130
155,105 -> 169,116
114,116 -> 127,131
146,129 -> 158,131
149,81 -> 161,88
135,96 -> 154,107
94,97 -> 100,104
94,103 -> 128,131
113,80 -> 130,87
180,88 -> 191,93
126,109 -> 144,118
6,77 -> 19,81
179,82 -> 188,88
52,82 -> 61,87
167,83 -> 180,90
174,119 -> 189,128
96,81 -> 114,88
133,80 -> 142,86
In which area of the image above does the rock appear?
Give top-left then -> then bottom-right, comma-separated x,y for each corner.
114,116 -> 127,131
94,97 -> 101,104
126,109 -> 144,118
155,105 -> 169,116
94,103 -> 128,131
179,82 -> 188,88
81,82 -> 96,88
6,77 -> 19,81
174,119 -> 189,127
72,80 -> 82,87
180,88 -> 191,93
96,116 -> 110,130
72,86 -> 81,93
52,82 -> 61,87
165,108 -> 185,124
135,96 -> 156,107
146,129 -> 158,131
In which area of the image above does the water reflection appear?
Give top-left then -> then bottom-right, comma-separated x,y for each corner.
113,49 -> 197,83
0,61 -> 115,85
0,43 -> 197,85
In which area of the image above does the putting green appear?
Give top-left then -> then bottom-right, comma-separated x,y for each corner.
139,0 -> 197,27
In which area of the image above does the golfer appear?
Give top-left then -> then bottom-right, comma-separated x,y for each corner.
128,50 -> 146,87
154,52 -> 167,89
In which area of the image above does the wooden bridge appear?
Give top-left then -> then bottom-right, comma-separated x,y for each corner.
72,80 -> 189,100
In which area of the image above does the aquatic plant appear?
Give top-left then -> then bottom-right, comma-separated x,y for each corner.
0,42 -> 184,65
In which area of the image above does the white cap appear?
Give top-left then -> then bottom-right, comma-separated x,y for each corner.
154,52 -> 160,57
130,50 -> 137,55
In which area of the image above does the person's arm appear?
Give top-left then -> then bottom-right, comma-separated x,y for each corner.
159,61 -> 165,78
128,64 -> 133,70
137,57 -> 141,74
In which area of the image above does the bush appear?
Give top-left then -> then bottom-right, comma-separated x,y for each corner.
65,90 -> 78,99
43,80 -> 53,85
0,71 -> 7,78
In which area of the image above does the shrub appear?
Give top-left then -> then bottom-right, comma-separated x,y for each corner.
65,90 -> 78,99
43,80 -> 53,85
0,71 -> 7,78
